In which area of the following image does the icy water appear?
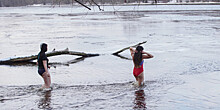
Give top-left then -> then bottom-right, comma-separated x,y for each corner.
0,5 -> 220,109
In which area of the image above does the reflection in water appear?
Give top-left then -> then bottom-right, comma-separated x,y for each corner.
38,90 -> 52,110
133,90 -> 146,110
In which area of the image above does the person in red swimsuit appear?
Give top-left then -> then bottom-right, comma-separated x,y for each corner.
130,46 -> 153,87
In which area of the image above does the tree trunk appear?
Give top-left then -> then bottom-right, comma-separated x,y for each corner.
0,49 -> 99,65
0,41 -> 147,65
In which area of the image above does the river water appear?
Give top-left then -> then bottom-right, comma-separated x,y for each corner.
0,5 -> 220,109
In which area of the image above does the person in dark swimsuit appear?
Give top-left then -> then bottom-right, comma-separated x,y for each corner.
130,46 -> 153,87
37,43 -> 51,89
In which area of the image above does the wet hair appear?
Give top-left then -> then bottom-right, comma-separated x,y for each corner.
133,46 -> 144,66
40,43 -> 47,53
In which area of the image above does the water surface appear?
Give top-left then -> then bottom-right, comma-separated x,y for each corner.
0,5 -> 220,109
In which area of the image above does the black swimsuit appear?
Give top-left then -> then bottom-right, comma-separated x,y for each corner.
37,52 -> 49,76
38,69 -> 45,76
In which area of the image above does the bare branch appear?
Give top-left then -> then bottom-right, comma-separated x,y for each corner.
75,0 -> 91,10
112,41 -> 147,55
91,0 -> 104,11
0,41 -> 148,65
0,49 -> 99,65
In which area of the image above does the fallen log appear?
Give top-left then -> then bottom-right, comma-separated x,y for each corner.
2,56 -> 86,67
113,54 -> 132,60
112,41 -> 147,55
0,48 -> 99,65
0,41 -> 147,65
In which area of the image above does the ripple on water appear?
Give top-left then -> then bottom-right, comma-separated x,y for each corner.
0,80 -> 169,109
182,60 -> 220,75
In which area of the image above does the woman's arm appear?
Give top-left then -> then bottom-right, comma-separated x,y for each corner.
43,60 -> 49,73
142,51 -> 154,59
129,47 -> 135,56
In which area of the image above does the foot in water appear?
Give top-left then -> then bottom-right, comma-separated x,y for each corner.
132,81 -> 145,88
39,85 -> 52,91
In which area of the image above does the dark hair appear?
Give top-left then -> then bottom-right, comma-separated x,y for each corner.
133,46 -> 144,66
40,43 -> 47,52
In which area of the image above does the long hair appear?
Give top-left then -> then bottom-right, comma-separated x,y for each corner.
133,46 -> 144,66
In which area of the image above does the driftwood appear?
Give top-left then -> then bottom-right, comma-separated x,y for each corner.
0,41 -> 147,65
113,54 -> 132,60
112,41 -> 147,60
3,57 -> 86,67
112,41 -> 147,55
0,48 -> 99,65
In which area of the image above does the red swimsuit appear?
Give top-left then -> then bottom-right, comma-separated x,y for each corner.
133,61 -> 144,77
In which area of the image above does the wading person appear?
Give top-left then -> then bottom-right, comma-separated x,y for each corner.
37,43 -> 51,89
130,46 -> 153,87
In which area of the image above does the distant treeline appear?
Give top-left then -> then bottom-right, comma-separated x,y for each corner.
0,0 -> 127,7
0,0 -> 219,7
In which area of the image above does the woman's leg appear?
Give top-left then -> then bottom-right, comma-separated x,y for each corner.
134,76 -> 138,81
42,72 -> 50,88
47,73 -> 51,86
137,72 -> 144,86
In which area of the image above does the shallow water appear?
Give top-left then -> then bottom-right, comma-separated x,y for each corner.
0,5 -> 220,109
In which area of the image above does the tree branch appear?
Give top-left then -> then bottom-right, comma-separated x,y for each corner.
114,54 -> 132,60
0,48 -> 99,65
112,41 -> 147,55
91,0 -> 104,11
74,0 -> 91,10
0,41 -> 148,65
